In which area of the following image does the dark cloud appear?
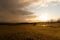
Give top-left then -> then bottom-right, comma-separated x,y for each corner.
0,10 -> 36,22
0,0 -> 29,9
0,0 -> 37,22
0,0 -> 38,9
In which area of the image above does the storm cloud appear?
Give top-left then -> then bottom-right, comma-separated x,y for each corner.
0,0 -> 38,22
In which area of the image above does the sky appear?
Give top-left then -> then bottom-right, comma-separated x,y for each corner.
0,0 -> 60,22
25,0 -> 60,19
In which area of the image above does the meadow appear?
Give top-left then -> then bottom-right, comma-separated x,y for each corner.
0,23 -> 60,40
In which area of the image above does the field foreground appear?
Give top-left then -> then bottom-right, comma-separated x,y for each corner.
0,23 -> 60,40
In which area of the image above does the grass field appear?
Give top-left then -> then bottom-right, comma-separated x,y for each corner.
0,23 -> 60,40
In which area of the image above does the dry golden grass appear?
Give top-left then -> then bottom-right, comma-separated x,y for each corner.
0,23 -> 60,40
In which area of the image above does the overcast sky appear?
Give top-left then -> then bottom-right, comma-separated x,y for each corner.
0,0 -> 37,23
0,0 -> 60,22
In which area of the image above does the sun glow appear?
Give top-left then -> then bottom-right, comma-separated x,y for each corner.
37,13 -> 50,22
26,13 -> 51,22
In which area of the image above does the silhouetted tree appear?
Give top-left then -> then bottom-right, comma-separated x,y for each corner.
57,18 -> 60,23
49,19 -> 55,23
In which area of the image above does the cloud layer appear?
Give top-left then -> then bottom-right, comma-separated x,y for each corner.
22,0 -> 60,21
1,0 -> 59,22
0,0 -> 38,22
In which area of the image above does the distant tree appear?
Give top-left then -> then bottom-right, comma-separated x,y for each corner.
33,23 -> 37,26
49,19 -> 55,23
57,18 -> 60,23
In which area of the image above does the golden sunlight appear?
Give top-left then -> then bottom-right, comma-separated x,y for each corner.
37,13 -> 50,22
26,13 -> 51,22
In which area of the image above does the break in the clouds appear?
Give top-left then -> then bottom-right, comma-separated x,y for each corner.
24,0 -> 60,20
0,0 -> 39,22
25,0 -> 60,8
